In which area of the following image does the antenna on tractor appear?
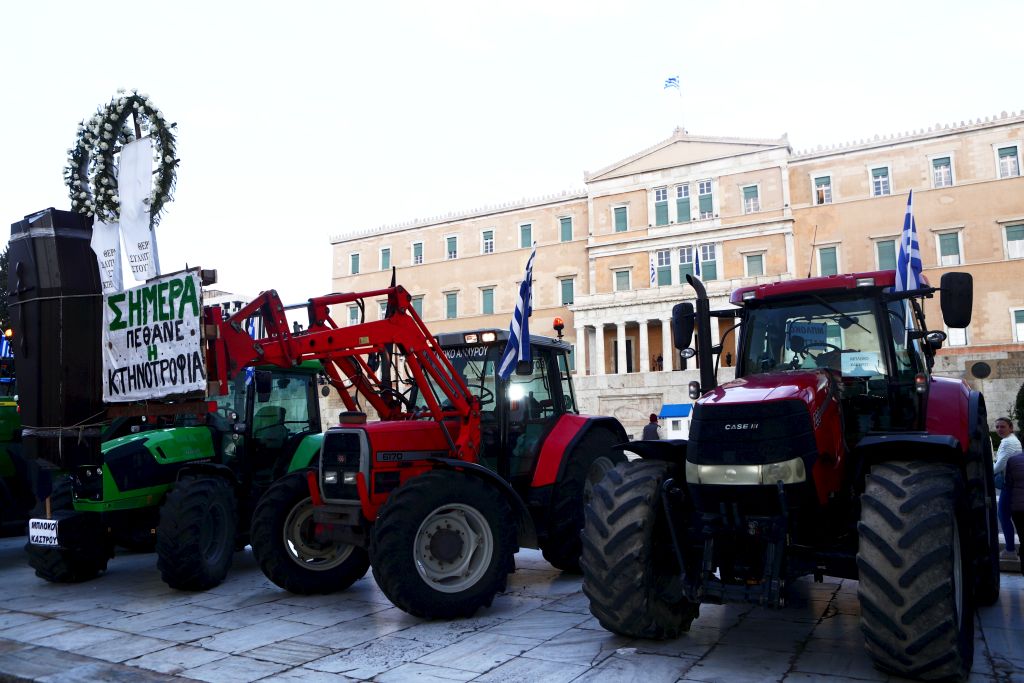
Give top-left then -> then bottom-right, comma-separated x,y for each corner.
806,224 -> 819,278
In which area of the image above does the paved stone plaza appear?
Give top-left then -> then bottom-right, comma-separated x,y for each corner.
0,535 -> 1020,682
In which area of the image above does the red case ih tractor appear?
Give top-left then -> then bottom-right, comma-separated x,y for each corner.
581,271 -> 999,681
206,283 -> 627,618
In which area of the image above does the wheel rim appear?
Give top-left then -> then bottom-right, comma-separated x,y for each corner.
282,497 -> 354,571
413,503 -> 494,594
200,502 -> 227,565
584,456 -> 615,503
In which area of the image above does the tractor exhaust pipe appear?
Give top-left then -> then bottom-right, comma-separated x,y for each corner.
685,275 -> 717,393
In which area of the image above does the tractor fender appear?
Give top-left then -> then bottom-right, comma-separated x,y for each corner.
851,433 -> 963,494
926,376 -> 970,448
531,415 -> 628,489
426,457 -> 538,549
175,462 -> 239,488
621,438 -> 687,463
285,433 -> 325,473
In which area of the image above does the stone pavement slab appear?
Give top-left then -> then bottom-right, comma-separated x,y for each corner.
0,535 -> 1020,682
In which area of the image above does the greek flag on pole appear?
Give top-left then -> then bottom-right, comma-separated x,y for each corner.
664,76 -> 680,90
895,190 -> 923,292
498,244 -> 536,380
693,247 -> 702,278
0,336 -> 11,358
649,254 -> 657,286
244,315 -> 258,385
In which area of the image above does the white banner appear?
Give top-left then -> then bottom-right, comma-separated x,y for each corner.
102,270 -> 206,402
90,219 -> 123,294
118,138 -> 158,282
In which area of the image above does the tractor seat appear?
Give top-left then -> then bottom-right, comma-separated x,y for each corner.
252,405 -> 288,449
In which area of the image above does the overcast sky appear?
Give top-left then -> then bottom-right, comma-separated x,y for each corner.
2,0 -> 1021,304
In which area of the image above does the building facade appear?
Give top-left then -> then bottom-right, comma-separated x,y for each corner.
331,112 -> 1024,437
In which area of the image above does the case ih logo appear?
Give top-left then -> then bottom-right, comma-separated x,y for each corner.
724,423 -> 760,431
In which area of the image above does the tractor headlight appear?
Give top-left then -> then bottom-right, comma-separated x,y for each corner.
685,456 -> 806,485
323,470 -> 338,485
342,472 -> 357,485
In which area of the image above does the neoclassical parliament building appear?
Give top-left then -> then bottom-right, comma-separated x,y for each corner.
331,112 -> 1024,436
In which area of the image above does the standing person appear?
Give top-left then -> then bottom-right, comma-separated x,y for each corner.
994,417 -> 1022,558
1004,448 -> 1024,573
642,413 -> 661,440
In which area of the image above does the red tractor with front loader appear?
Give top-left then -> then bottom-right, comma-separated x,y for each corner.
581,270 -> 999,681
206,283 -> 627,618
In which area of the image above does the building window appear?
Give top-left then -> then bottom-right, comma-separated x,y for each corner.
656,249 -> 672,285
1006,224 -> 1024,259
876,239 -> 897,271
445,292 -> 457,319
870,166 -> 891,197
679,246 -> 695,280
560,217 -> 573,242
614,270 -> 631,292
412,242 -> 423,265
379,247 -> 390,271
1014,309 -> 1024,342
654,187 -> 668,226
481,288 -> 494,315
568,344 -> 576,372
482,229 -> 494,254
378,301 -> 388,320
818,245 -> 839,276
932,156 -> 953,188
676,184 -> 691,222
560,278 -> 574,305
613,206 -> 628,232
411,296 -> 423,317
998,145 -> 1021,179
699,243 -> 717,280
350,253 -> 360,275
347,305 -> 359,326
446,236 -> 458,260
744,253 -> 764,277
520,223 -> 532,248
742,185 -> 760,214
697,180 -> 713,219
938,232 -> 961,266
946,326 -> 968,347
814,175 -> 832,205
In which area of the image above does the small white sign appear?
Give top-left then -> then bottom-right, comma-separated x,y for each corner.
102,270 -> 206,402
28,518 -> 59,547
842,352 -> 881,376
788,322 -> 827,348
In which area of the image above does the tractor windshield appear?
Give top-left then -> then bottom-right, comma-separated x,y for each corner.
739,294 -> 919,381
412,345 -> 498,412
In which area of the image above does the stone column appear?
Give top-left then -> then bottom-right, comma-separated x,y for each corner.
661,318 -> 673,372
575,326 -> 588,376
594,324 -> 606,376
639,321 -> 650,373
616,322 -> 627,374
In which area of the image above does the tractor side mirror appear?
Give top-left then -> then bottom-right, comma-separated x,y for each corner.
255,370 -> 273,403
939,272 -> 973,329
672,302 -> 695,351
515,360 -> 533,376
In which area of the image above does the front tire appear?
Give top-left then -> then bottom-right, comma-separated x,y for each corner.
541,432 -> 626,573
251,471 -> 369,594
369,470 -> 516,619
157,476 -> 237,591
857,461 -> 973,681
25,477 -> 111,583
581,460 -> 699,639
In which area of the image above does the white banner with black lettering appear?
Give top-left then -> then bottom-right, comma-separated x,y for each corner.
102,270 -> 206,402
90,219 -> 123,294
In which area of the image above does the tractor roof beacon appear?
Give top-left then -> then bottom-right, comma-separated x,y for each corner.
581,270 -> 999,682
205,284 -> 628,618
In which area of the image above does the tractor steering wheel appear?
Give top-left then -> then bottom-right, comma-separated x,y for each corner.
475,386 -> 495,408
802,342 -> 841,358
802,342 -> 842,370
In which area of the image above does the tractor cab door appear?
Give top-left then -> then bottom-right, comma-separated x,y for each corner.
501,349 -> 564,493
244,369 -> 321,483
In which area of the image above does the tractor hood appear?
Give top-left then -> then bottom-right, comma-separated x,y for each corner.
698,370 -> 831,408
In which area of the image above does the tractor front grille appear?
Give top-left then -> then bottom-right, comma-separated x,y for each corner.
687,399 -> 816,466
319,428 -> 367,503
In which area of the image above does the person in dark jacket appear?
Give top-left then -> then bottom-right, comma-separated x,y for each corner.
642,413 -> 661,440
1004,449 -> 1024,574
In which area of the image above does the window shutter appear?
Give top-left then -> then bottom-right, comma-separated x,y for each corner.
872,167 -> 887,178
614,207 -> 627,231
560,218 -> 572,242
482,288 -> 493,314
877,240 -> 897,270
999,147 -> 1017,158
815,176 -> 829,187
820,247 -> 838,275
381,249 -> 390,270
698,193 -> 713,215
655,202 -> 668,226
932,157 -> 950,168
676,198 -> 691,222
1006,225 -> 1024,242
561,279 -> 573,305
939,233 -> 959,257
743,186 -> 758,200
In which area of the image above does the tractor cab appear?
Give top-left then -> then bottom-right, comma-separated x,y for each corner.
410,329 -> 577,494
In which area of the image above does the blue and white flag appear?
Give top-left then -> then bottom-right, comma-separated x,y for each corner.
498,244 -> 536,380
0,336 -> 11,358
694,247 -> 702,278
895,190 -> 923,292
649,254 -> 657,286
244,315 -> 258,385
664,75 -> 680,90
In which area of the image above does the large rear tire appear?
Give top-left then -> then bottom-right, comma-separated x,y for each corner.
857,461 -> 973,681
251,471 -> 369,594
25,477 -> 111,583
541,432 -> 626,573
156,476 -> 237,591
581,460 -> 699,639
967,422 -> 1000,606
369,470 -> 516,619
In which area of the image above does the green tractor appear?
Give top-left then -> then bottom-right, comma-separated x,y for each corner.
26,361 -> 329,590
0,356 -> 36,537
